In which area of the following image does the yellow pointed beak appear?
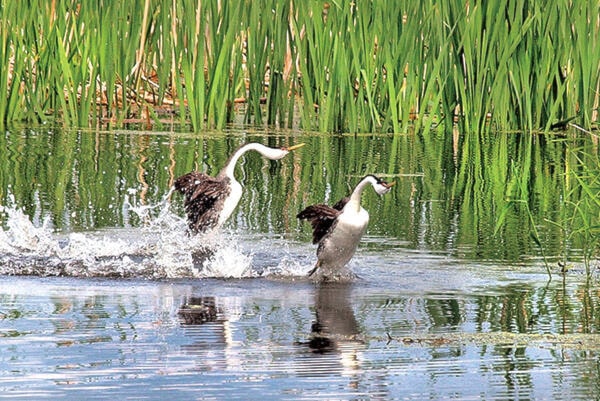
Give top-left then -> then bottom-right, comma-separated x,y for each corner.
385,181 -> 396,188
286,143 -> 305,151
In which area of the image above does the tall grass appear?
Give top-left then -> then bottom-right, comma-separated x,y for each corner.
0,0 -> 598,133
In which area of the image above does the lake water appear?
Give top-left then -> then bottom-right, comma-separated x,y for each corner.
1,128 -> 599,400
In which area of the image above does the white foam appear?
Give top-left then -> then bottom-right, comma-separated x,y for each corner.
0,189 -> 319,280
0,195 -> 240,278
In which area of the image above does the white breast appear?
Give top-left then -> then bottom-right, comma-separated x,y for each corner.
339,206 -> 369,225
218,180 -> 243,226
317,207 -> 369,269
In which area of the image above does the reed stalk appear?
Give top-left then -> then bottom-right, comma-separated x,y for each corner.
0,0 -> 598,133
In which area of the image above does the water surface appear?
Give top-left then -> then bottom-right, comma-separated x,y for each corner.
1,128 -> 599,400
1,263 -> 599,400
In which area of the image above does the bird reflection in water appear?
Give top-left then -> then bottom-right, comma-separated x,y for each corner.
176,286 -> 365,386
306,283 -> 361,355
177,296 -> 220,325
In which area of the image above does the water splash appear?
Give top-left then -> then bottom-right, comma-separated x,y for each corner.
0,192 -> 305,279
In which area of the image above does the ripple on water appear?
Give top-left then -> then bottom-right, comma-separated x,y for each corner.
2,192 -> 600,399
1,274 -> 600,400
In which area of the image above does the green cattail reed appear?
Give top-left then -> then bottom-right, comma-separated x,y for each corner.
0,0 -> 598,133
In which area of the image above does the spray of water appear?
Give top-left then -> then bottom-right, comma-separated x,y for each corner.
0,190 -> 315,279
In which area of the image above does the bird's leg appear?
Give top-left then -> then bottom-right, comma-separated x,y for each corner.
307,260 -> 321,277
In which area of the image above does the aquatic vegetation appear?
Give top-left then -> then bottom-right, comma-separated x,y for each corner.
557,148 -> 600,276
1,129 -> 598,271
495,141 -> 600,279
0,0 -> 598,133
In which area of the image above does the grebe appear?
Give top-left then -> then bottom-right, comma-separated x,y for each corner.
175,142 -> 304,233
298,175 -> 394,277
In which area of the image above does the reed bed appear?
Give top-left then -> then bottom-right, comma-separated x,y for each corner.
0,0 -> 598,133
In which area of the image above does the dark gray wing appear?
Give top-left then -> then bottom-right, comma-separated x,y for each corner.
174,172 -> 231,233
332,197 -> 349,211
297,202 -> 343,244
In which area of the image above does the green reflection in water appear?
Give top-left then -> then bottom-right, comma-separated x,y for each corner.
0,128 -> 598,266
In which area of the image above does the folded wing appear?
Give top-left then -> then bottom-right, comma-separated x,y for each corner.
174,172 -> 231,232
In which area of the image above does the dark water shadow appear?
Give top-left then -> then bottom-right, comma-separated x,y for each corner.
304,282 -> 361,353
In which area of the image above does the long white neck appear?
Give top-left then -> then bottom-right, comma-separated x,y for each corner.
346,175 -> 378,212
219,143 -> 285,180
